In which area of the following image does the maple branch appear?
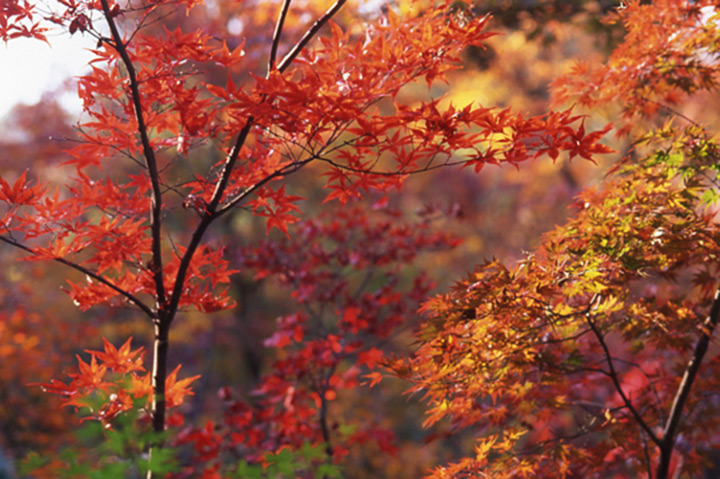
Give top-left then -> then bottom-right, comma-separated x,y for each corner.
151,0 -> 349,447
613,357 -> 666,424
656,286 -> 720,479
100,0 -> 167,310
0,235 -> 155,318
165,0 -> 351,318
641,97 -> 701,127
315,154 -> 467,176
269,0 -> 293,73
216,158 -> 312,216
164,120 -> 254,322
585,314 -> 661,447
100,4 -> 172,470
276,0 -> 348,73
318,366 -> 336,458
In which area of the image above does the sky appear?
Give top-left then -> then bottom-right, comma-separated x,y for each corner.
0,31 -> 98,119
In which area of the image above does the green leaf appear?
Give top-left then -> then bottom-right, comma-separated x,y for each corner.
233,460 -> 263,479
18,452 -> 50,476
317,462 -> 342,479
89,461 -> 129,479
137,447 -> 179,476
700,188 -> 719,205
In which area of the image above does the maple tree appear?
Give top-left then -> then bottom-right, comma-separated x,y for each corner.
400,1 -> 720,479
10,0 -> 715,478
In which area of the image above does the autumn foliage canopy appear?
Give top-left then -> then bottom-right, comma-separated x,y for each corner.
1,0 -> 720,478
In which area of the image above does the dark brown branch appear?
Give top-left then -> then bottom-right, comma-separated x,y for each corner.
167,0 -> 350,320
318,366 -> 336,458
315,154 -> 468,176
656,286 -> 720,479
0,235 -> 155,318
216,157 -> 311,215
585,314 -> 661,447
123,0 -> 350,456
276,0 -> 348,73
269,0 -> 293,73
165,120 -> 252,322
100,0 -> 167,310
99,7 -> 170,475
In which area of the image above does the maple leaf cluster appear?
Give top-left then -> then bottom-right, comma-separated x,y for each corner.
8,0 -> 698,477
400,1 -> 720,477
0,0 -> 609,321
34,337 -> 198,428
172,204 -> 459,476
552,0 -> 720,131
404,129 -> 720,477
0,0 -> 47,41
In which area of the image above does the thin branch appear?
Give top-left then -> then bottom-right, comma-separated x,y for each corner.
613,357 -> 666,425
269,0 -> 293,74
164,120 -> 252,322
100,0 -> 167,311
0,235 -> 155,318
318,365 -> 336,458
216,157 -> 312,215
277,0 -> 348,73
656,285 -> 720,479
314,154 -> 465,177
166,0 -> 349,324
585,313 -> 661,446
643,97 -> 701,127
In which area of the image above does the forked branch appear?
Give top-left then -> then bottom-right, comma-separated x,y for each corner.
585,314 -> 661,447
276,0 -> 348,73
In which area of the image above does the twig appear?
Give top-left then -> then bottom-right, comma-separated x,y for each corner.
0,235 -> 155,318
585,313 -> 661,447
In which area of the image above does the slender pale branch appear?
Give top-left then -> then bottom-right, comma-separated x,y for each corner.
100,0 -> 167,310
314,154 -> 468,176
0,235 -> 155,318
